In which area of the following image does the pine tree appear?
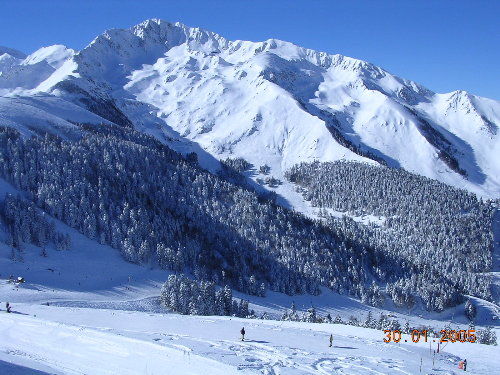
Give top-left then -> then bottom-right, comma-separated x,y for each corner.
364,311 -> 375,328
348,316 -> 359,326
478,327 -> 497,345
403,321 -> 411,334
464,300 -> 477,321
304,307 -> 317,323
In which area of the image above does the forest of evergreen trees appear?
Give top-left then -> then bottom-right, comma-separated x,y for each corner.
286,161 -> 495,311
160,275 -> 251,317
1,194 -> 70,260
0,125 -> 495,312
0,124 -> 365,298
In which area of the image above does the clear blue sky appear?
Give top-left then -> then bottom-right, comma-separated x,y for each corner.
1,0 -> 499,99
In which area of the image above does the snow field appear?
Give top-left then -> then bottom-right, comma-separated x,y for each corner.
1,304 -> 498,375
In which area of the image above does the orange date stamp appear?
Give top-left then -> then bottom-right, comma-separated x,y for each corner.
383,329 -> 476,343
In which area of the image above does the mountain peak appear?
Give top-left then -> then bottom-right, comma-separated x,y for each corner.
444,89 -> 477,111
1,19 -> 499,199
0,46 -> 26,60
23,45 -> 75,69
130,18 -> 175,39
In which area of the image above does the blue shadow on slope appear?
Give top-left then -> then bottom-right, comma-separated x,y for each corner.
243,340 -> 270,344
332,345 -> 357,350
0,360 -> 58,375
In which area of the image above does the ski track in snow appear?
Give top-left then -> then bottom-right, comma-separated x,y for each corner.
0,303 -> 497,375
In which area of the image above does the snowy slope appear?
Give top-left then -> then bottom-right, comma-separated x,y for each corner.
0,308 -> 233,375
0,46 -> 26,60
1,302 -> 498,375
0,95 -> 113,138
0,45 -> 75,95
1,230 -> 498,375
1,19 -> 499,202
0,47 -> 26,76
1,20 -> 499,374
23,45 -> 75,70
0,54 -> 23,76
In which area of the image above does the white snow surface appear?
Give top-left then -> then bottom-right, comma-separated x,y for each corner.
2,304 -> 498,375
0,19 -> 499,203
0,54 -> 23,76
23,45 -> 75,69
0,95 -> 112,138
0,46 -> 26,60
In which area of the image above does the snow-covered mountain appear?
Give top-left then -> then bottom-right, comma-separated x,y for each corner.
1,20 -> 499,373
1,19 -> 499,200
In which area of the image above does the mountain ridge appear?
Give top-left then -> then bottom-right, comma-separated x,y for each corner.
0,19 -> 499,200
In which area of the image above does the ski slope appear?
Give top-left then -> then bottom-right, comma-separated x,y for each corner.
0,231 -> 498,375
0,303 -> 498,375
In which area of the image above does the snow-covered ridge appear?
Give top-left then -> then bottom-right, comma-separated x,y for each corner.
1,19 -> 499,201
0,45 -> 26,59
23,45 -> 75,69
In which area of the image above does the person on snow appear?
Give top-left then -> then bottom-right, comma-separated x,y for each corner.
240,327 -> 246,341
329,334 -> 333,347
463,359 -> 467,371
6,302 -> 11,313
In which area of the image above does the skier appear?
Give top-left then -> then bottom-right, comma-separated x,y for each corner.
463,359 -> 467,372
6,302 -> 11,313
329,334 -> 333,347
240,327 -> 246,341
